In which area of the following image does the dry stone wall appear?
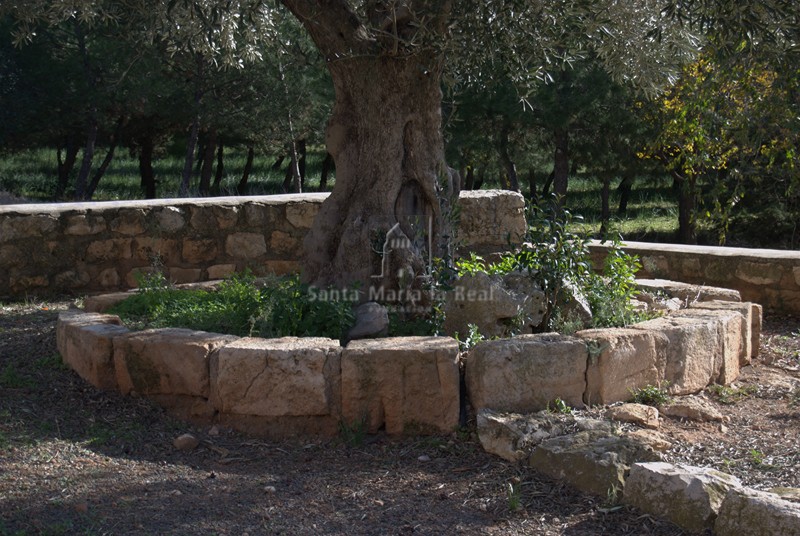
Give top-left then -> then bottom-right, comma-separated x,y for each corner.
0,191 -> 525,299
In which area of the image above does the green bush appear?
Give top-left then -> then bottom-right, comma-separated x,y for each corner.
109,272 -> 355,340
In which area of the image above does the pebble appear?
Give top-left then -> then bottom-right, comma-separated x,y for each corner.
418,455 -> 431,462
173,433 -> 200,451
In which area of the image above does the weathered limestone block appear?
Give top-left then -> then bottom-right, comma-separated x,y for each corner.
443,272 -> 546,339
98,268 -> 121,287
0,245 -> 24,268
243,203 -> 274,226
752,303 -> 763,358
529,429 -> 661,497
189,206 -> 218,232
114,328 -> 238,397
133,237 -> 180,264
154,206 -> 185,233
456,190 -> 526,253
85,238 -> 132,262
630,315 -> 722,395
476,409 -> 579,462
286,201 -> 320,229
83,292 -> 132,313
65,214 -> 107,235
207,264 -> 236,280
0,213 -> 57,239
576,327 -> 668,405
466,334 -> 587,413
262,260 -> 300,275
341,337 -> 460,434
624,462 -> 742,533
53,269 -> 91,290
606,403 -> 660,429
736,261 -> 784,285
269,230 -> 298,254
169,267 -> 201,284
715,487 -> 800,536
660,395 -> 723,422
226,232 -> 266,259
635,278 -> 741,304
674,308 -> 743,385
56,311 -> 129,390
690,300 -> 757,365
182,239 -> 219,263
109,209 -> 146,235
212,205 -> 239,229
211,337 -> 341,417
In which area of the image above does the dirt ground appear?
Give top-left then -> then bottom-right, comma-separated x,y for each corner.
1,300 -> 798,535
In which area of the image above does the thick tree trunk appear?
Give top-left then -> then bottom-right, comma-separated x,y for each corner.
302,55 -> 456,293
85,117 -> 124,200
552,127 -> 569,199
600,173 -> 611,236
74,109 -> 98,200
237,143 -> 255,195
527,168 -> 537,203
617,174 -> 633,215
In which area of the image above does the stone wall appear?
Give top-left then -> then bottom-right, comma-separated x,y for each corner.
589,241 -> 800,315
4,191 -> 800,316
0,191 -> 526,299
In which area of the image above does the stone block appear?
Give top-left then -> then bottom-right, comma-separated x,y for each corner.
529,430 -> 661,497
97,268 -> 121,288
207,264 -> 236,280
65,214 -> 107,235
182,239 -> 219,263
83,292 -> 132,313
341,336 -> 460,434
736,261 -> 784,285
189,206 -> 218,232
476,409 -> 578,462
715,487 -> 800,536
86,238 -> 132,262
169,267 -> 201,284
631,315 -> 722,394
226,233 -> 266,259
752,303 -> 762,358
674,308 -> 743,385
635,278 -> 741,303
154,206 -> 185,233
56,311 -> 129,390
690,300 -> 754,365
270,230 -> 298,254
262,260 -> 300,275
576,327 -> 668,405
0,213 -> 57,239
456,190 -> 526,254
213,205 -> 240,229
109,209 -> 146,235
133,237 -> 180,264
624,462 -> 743,533
465,334 -> 587,413
286,201 -> 320,229
114,328 -> 238,397
211,337 -> 341,417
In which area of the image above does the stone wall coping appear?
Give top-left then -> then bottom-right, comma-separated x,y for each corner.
591,239 -> 800,261
0,192 -> 331,215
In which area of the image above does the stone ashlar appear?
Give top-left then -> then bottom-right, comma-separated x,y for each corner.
465,334 -> 588,413
715,486 -> 800,536
341,336 -> 460,435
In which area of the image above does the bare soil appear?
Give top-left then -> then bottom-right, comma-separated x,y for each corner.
1,300 -> 798,536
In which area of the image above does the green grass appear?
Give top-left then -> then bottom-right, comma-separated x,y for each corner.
0,146 -> 335,202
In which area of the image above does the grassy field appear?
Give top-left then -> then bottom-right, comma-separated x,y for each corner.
0,147 -> 682,242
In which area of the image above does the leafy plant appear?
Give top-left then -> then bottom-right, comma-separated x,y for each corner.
547,397 -> 573,415
506,480 -> 522,512
338,417 -> 367,447
0,363 -> 33,389
629,383 -> 671,407
708,384 -> 757,405
456,323 -> 485,352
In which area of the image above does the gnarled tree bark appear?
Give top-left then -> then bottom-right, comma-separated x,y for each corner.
282,1 -> 457,294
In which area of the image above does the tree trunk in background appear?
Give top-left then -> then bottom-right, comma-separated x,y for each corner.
55,137 -> 79,200
318,152 -> 333,191
617,174 -> 633,215
464,166 -> 475,190
552,127 -> 569,199
527,168 -> 537,203
85,118 -> 123,200
237,143 -> 255,195
199,129 -> 217,196
498,124 -> 520,192
673,171 -> 697,244
600,173 -> 611,236
74,111 -> 97,200
138,134 -> 156,199
212,141 -> 224,193
180,114 -> 200,196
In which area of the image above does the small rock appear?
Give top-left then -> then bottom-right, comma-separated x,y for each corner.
173,433 -> 200,451
208,425 -> 220,436
264,486 -> 277,494
769,487 -> 800,502
626,429 -> 673,452
607,403 -> 660,429
418,455 -> 431,462
346,302 -> 389,341
661,396 -> 724,422
719,424 -> 728,433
